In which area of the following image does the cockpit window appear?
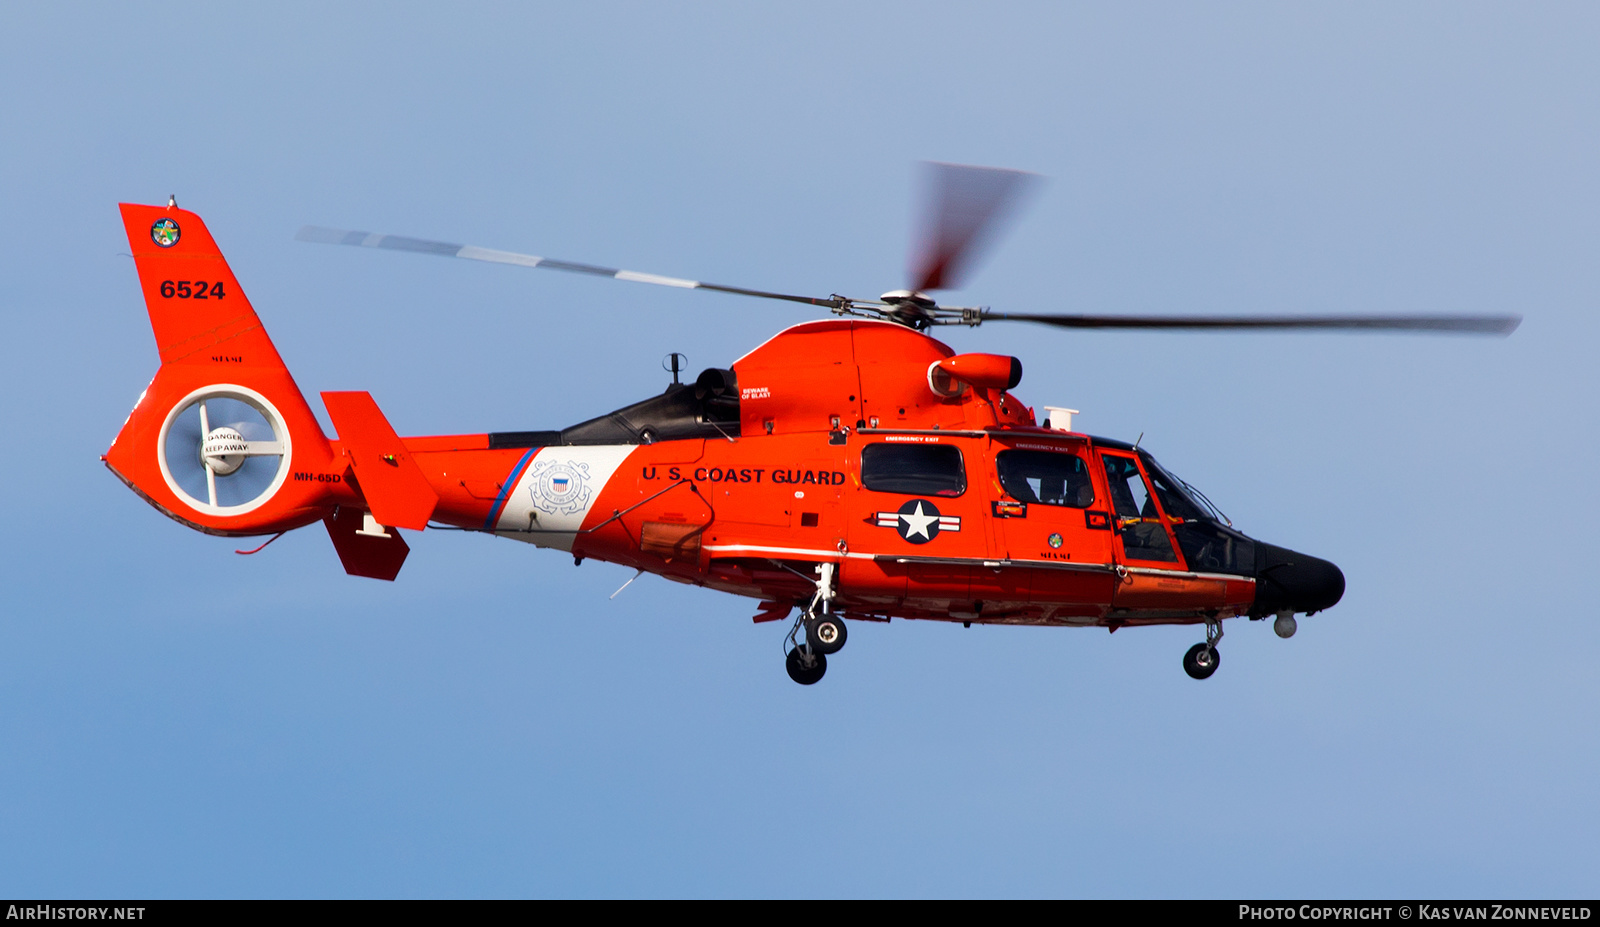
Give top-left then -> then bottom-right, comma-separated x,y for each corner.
1101,454 -> 1178,562
996,450 -> 1094,508
1140,453 -> 1235,526
861,444 -> 966,496
1102,455 -> 1155,518
1139,458 -> 1206,522
1137,453 -> 1254,575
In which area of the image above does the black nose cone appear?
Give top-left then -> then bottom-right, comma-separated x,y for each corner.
1251,542 -> 1345,617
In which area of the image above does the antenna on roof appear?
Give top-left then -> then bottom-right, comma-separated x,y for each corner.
663,352 -> 686,386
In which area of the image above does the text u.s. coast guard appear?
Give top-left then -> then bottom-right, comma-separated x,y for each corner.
641,466 -> 846,485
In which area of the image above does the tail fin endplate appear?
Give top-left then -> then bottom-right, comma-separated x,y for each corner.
322,391 -> 439,530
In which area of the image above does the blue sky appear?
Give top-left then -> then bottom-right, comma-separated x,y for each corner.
2,2 -> 1597,898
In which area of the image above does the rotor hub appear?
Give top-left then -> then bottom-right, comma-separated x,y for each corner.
202,425 -> 248,475
879,290 -> 938,329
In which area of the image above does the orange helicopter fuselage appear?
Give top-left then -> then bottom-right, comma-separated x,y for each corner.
355,319 -> 1257,629
105,202 -> 1302,645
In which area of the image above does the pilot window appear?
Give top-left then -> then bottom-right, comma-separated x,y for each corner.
1139,455 -> 1255,575
860,443 -> 966,496
996,449 -> 1094,508
1140,463 -> 1206,522
1101,454 -> 1178,562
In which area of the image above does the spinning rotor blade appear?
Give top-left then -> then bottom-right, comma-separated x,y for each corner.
299,182 -> 1520,341
296,226 -> 841,309
982,311 -> 1521,335
199,401 -> 217,507
910,162 -> 1042,293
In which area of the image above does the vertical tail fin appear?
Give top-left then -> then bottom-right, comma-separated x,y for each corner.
105,202 -> 337,535
120,202 -> 287,368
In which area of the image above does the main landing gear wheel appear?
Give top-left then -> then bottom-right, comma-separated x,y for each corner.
1183,617 -> 1224,680
786,646 -> 827,685
808,615 -> 847,655
1183,642 -> 1220,680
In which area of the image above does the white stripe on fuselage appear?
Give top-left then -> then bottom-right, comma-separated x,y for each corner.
495,444 -> 635,552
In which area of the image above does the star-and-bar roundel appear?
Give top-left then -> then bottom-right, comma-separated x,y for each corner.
876,499 -> 961,544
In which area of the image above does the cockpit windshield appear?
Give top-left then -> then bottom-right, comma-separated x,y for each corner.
1138,452 -> 1228,525
1136,451 -> 1256,577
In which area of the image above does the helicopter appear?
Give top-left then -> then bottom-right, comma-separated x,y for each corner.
104,166 -> 1519,684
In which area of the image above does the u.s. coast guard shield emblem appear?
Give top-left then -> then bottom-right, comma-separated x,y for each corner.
527,459 -> 593,516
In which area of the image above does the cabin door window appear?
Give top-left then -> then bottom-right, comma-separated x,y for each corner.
1099,452 -> 1181,565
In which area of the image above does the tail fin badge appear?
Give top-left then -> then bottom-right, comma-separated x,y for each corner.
150,218 -> 180,248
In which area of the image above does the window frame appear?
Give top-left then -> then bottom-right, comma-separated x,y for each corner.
994,448 -> 1096,509
859,442 -> 968,498
1098,450 -> 1184,566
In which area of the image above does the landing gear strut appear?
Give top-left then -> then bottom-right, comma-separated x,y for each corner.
1183,618 -> 1223,680
782,562 -> 845,684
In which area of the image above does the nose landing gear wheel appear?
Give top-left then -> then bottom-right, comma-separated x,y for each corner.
1183,642 -> 1220,680
786,646 -> 827,685
808,615 -> 847,655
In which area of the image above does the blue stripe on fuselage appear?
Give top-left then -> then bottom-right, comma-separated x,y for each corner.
483,446 -> 539,530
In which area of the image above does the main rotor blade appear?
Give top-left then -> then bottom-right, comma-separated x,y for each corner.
983,311 -> 1522,335
910,163 -> 1042,293
295,226 -> 842,309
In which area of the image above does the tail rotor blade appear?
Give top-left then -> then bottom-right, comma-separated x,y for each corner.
911,162 -> 1042,293
198,400 -> 218,506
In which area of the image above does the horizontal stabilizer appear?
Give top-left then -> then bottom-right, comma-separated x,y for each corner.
322,391 -> 438,530
324,508 -> 409,580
